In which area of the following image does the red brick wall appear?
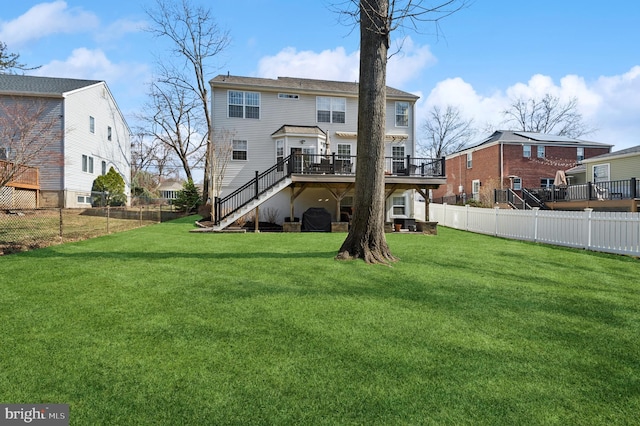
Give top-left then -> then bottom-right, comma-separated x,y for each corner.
432,143 -> 611,199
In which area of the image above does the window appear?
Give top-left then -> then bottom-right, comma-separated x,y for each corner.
0,147 -> 9,160
316,97 -> 346,123
102,161 -> 107,175
395,102 -> 409,127
577,147 -> 584,162
466,152 -> 472,169
278,93 -> 299,100
593,164 -> 610,183
537,145 -> 545,158
512,177 -> 522,191
392,146 -> 405,173
336,143 -> 351,160
276,139 -> 284,171
77,195 -> 92,204
82,155 -> 94,173
541,178 -> 553,188
228,91 -> 260,119
107,126 -> 112,141
472,179 -> 481,200
523,145 -> 531,158
392,196 -> 406,216
89,116 -> 95,133
232,140 -> 248,160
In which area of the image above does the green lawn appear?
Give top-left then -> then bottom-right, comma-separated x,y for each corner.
1,217 -> 638,425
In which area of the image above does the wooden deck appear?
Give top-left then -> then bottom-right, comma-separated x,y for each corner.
1,160 -> 40,190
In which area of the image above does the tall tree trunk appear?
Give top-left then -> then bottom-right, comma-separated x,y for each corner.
337,0 -> 396,264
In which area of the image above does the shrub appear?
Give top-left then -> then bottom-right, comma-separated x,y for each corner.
92,167 -> 127,207
174,179 -> 201,213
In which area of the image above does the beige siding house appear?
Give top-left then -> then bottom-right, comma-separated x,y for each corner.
208,75 -> 444,230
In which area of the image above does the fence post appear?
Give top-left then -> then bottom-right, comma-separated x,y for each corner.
494,207 -> 499,236
532,207 -> 540,242
465,204 -> 470,231
59,208 -> 63,239
631,177 -> 637,199
584,208 -> 593,250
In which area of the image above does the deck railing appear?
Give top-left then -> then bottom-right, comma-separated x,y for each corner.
214,154 -> 446,225
0,160 -> 40,189
528,178 -> 637,202
289,153 -> 445,178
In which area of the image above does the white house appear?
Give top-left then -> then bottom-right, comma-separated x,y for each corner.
0,74 -> 131,208
209,75 -> 445,230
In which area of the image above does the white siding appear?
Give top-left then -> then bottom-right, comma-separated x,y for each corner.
63,83 -> 130,207
211,78 -> 418,222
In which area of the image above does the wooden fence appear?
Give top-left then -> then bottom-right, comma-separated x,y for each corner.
430,203 -> 640,257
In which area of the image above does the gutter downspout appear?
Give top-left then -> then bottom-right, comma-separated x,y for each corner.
500,142 -> 504,189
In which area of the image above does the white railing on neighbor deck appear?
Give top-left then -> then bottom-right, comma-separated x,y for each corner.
430,204 -> 640,257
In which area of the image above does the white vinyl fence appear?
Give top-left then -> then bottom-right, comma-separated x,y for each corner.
430,204 -> 640,257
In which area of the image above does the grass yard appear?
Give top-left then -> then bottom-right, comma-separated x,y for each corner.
0,216 -> 638,425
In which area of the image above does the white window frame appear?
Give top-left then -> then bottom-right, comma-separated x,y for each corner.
232,140 -> 248,160
107,126 -> 112,141
472,179 -> 481,200
392,195 -> 406,216
316,96 -> 346,124
278,93 -> 299,100
577,147 -> 584,162
523,145 -> 531,158
395,101 -> 409,127
0,146 -> 9,160
102,160 -> 107,175
228,91 -> 260,119
392,145 -> 405,173
82,155 -> 94,173
541,178 -> 553,188
466,152 -> 473,169
593,163 -> 610,183
89,116 -> 95,134
336,143 -> 351,160
512,177 -> 522,191
537,145 -> 545,158
276,139 -> 284,171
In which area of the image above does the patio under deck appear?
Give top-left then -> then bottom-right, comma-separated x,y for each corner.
213,154 -> 446,229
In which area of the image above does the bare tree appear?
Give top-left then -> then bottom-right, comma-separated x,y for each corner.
0,97 -> 62,187
210,128 -> 234,199
419,105 -> 475,158
145,0 -> 230,201
336,0 -> 468,264
0,41 -> 40,73
142,81 -> 207,182
130,128 -> 179,195
501,94 -> 595,138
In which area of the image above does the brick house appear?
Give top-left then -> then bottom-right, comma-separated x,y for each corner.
431,131 -> 612,204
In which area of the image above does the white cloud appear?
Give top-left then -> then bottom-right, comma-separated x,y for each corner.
34,48 -> 124,81
256,36 -> 435,87
0,1 -> 99,47
96,18 -> 148,44
387,37 -> 437,88
32,48 -> 150,118
421,68 -> 640,151
257,46 -> 359,82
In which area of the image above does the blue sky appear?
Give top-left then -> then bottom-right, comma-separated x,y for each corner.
2,0 -> 640,152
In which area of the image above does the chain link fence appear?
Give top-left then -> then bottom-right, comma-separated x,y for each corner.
1,201 -> 186,255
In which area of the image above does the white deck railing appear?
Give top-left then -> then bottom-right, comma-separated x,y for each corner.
430,204 -> 640,257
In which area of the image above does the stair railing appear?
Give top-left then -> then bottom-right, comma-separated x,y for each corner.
214,155 -> 291,225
